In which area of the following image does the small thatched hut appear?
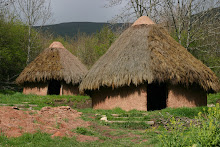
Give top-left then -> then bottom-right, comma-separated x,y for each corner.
79,16 -> 220,111
16,42 -> 88,95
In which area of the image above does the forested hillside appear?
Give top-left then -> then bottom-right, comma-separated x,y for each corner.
35,22 -> 125,37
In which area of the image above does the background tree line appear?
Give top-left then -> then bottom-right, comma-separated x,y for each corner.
0,0 -> 219,90
0,0 -> 118,90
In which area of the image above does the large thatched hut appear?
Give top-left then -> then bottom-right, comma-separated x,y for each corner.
16,42 -> 88,95
79,16 -> 220,111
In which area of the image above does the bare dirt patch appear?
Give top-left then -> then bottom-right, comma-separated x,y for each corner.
0,106 -> 98,142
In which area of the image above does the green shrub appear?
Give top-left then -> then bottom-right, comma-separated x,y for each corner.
158,103 -> 220,147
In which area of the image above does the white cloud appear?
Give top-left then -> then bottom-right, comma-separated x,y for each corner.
50,0 -> 122,24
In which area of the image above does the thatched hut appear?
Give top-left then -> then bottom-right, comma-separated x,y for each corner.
16,42 -> 88,95
79,16 -> 220,111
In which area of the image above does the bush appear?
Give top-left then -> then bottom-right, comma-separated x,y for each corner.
159,103 -> 220,147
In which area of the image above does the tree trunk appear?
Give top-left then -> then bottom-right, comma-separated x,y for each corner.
177,0 -> 182,45
186,0 -> 193,50
26,24 -> 31,65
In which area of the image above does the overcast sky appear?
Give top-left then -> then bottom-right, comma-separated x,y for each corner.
50,0 -> 122,24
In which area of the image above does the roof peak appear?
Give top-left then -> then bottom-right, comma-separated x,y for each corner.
49,41 -> 65,49
132,16 -> 155,26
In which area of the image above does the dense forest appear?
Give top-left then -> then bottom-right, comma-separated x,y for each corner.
0,0 -> 219,91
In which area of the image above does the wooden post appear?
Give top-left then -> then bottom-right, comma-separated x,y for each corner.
60,82 -> 63,96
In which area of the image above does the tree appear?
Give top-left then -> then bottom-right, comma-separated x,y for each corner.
0,0 -> 13,19
0,0 -> 52,90
0,18 -> 53,90
162,0 -> 220,49
161,0 -> 220,78
72,26 -> 118,68
12,0 -> 52,64
0,19 -> 28,90
105,0 -> 162,23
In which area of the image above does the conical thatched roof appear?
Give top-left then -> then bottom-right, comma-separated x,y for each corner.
16,42 -> 88,85
80,16 -> 220,93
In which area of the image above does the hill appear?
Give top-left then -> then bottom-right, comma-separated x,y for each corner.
35,7 -> 219,38
35,22 -> 125,37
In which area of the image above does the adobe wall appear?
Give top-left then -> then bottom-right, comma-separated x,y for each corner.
62,83 -> 79,95
91,84 -> 147,111
23,83 -> 48,96
167,85 -> 207,108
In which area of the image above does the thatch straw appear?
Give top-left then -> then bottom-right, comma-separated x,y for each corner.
16,42 -> 88,85
79,16 -> 220,93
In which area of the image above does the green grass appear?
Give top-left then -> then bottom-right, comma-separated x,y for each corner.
0,89 -> 17,95
106,115 -> 150,121
0,91 -> 90,110
208,92 -> 220,104
74,127 -> 95,136
149,106 -> 208,119
0,131 -> 150,147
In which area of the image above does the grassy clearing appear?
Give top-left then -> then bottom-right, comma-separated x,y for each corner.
79,106 -> 208,130
0,91 -> 219,146
2,105 -> 216,146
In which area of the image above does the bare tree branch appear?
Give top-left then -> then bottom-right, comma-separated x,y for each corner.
12,0 -> 52,64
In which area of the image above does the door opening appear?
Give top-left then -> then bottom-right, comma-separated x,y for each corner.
48,80 -> 61,95
147,82 -> 168,111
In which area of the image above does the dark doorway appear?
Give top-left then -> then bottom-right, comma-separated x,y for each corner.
147,82 -> 168,111
48,80 -> 61,95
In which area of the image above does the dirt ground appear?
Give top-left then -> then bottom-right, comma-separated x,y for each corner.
0,106 -> 98,142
